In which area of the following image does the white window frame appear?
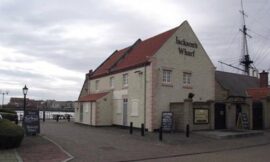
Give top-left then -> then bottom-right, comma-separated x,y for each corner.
183,72 -> 192,86
162,69 -> 172,84
123,73 -> 128,87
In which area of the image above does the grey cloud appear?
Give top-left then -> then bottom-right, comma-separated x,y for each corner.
0,0 -> 270,102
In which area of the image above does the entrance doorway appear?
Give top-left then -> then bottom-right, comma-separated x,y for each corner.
123,98 -> 128,126
215,103 -> 226,129
252,102 -> 263,130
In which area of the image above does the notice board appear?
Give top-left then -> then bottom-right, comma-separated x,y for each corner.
23,110 -> 40,135
161,112 -> 174,132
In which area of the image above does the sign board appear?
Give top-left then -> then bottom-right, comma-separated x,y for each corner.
194,108 -> 209,124
237,112 -> 249,129
161,112 -> 173,132
23,110 -> 40,135
241,113 -> 249,129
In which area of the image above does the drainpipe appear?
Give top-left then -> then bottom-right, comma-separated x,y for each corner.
144,65 -> 147,126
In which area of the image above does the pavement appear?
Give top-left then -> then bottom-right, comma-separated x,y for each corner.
0,121 -> 72,162
1,120 -> 270,162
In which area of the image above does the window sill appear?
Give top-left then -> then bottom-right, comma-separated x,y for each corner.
122,86 -> 128,89
130,114 -> 139,117
162,83 -> 173,87
183,85 -> 193,89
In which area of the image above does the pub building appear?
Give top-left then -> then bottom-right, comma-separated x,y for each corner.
75,20 -> 270,132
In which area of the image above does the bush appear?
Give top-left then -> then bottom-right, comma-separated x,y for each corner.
0,112 -> 18,122
0,109 -> 17,114
0,119 -> 24,149
0,109 -> 18,124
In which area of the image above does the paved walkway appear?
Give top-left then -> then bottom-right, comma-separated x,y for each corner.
0,131 -> 71,162
0,149 -> 19,162
17,135 -> 70,162
2,120 -> 270,162
40,120 -> 270,162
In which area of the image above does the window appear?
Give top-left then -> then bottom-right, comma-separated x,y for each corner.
110,77 -> 114,88
162,70 -> 172,83
95,80 -> 99,91
123,74 -> 128,87
183,72 -> 191,85
84,103 -> 89,113
131,99 -> 139,116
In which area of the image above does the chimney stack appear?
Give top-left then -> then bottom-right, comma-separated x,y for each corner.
259,70 -> 269,88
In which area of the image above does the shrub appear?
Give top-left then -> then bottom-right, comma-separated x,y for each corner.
0,109 -> 18,124
0,119 -> 24,149
0,109 -> 17,114
0,112 -> 18,121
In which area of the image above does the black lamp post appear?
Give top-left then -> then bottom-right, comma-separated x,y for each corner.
22,85 -> 28,121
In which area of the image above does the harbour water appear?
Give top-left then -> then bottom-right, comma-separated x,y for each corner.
16,111 -> 74,120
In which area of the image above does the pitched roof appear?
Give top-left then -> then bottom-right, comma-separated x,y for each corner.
90,26 -> 179,79
215,71 -> 259,97
78,92 -> 109,102
246,88 -> 270,101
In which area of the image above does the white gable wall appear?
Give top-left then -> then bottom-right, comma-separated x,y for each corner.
151,21 -> 215,130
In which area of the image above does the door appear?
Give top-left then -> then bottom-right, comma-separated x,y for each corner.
253,102 -> 263,130
215,103 -> 226,129
123,98 -> 128,126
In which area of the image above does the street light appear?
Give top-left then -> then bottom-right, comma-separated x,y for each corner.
22,85 -> 28,121
1,91 -> 8,108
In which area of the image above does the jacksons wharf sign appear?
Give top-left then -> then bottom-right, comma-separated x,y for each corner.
176,36 -> 198,57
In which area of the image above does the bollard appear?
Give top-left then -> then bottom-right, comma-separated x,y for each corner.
159,126 -> 163,141
130,122 -> 133,134
141,123 -> 145,136
43,111 -> 45,122
186,124 -> 189,138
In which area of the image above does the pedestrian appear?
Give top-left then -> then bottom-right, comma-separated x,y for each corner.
56,114 -> 59,122
67,114 -> 70,122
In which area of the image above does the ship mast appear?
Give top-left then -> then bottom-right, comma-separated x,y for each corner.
239,0 -> 253,75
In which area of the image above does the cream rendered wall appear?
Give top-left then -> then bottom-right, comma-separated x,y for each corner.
152,21 -> 215,130
88,66 -> 152,128
95,93 -> 112,126
74,102 -> 80,123
91,102 -> 96,125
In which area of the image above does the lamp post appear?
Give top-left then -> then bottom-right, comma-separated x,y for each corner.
1,91 -> 8,108
22,85 -> 28,122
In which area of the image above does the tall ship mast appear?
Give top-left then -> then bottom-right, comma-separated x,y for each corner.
239,0 -> 253,75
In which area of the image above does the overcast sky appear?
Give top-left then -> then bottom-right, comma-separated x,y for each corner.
0,0 -> 269,103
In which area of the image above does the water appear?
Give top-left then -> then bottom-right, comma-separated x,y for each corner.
16,111 -> 74,120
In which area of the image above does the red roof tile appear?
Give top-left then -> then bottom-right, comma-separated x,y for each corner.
90,26 -> 178,79
78,92 -> 109,102
246,88 -> 270,101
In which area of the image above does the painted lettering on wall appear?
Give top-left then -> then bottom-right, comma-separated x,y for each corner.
176,36 -> 198,57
